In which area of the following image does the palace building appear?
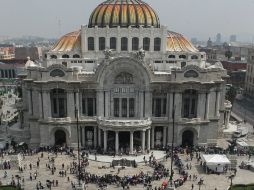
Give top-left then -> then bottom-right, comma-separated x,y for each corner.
21,0 -> 228,153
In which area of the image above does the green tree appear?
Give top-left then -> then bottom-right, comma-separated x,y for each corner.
226,86 -> 237,104
225,50 -> 233,60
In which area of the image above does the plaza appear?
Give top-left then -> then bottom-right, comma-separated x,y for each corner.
1,149 -> 254,190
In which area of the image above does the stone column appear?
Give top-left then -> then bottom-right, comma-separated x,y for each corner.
75,91 -> 80,113
163,126 -> 167,147
43,91 -> 51,119
151,127 -> 155,149
67,91 -> 75,118
175,92 -> 182,119
215,91 -> 221,117
115,131 -> 119,154
38,91 -> 43,119
197,92 -> 205,119
139,91 -> 144,118
96,90 -> 104,116
103,130 -> 107,152
145,91 -> 152,117
94,126 -> 97,148
98,128 -> 101,147
205,92 -> 210,120
147,129 -> 151,151
142,130 -> 146,153
130,131 -> 134,154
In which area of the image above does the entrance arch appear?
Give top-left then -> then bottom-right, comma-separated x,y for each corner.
55,130 -> 66,146
182,130 -> 194,147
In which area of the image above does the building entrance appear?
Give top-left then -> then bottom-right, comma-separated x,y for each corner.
119,132 -> 130,150
182,130 -> 194,147
55,130 -> 66,146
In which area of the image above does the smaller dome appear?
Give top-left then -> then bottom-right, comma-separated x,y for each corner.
166,31 -> 198,53
88,0 -> 160,28
51,30 -> 81,52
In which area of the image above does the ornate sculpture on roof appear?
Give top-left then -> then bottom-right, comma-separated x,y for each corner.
136,48 -> 145,62
104,48 -> 113,60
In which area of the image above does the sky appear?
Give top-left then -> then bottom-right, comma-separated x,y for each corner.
0,0 -> 254,42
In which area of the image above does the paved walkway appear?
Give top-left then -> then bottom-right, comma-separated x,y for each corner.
1,152 -> 254,190
89,150 -> 165,163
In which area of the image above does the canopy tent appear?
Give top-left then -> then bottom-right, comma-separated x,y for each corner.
201,154 -> 231,173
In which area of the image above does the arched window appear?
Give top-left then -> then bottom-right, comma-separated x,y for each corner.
182,89 -> 198,118
51,89 -> 67,118
50,69 -> 65,77
50,55 -> 57,59
62,54 -> 69,58
110,37 -> 117,50
73,54 -> 80,58
191,55 -> 198,59
88,37 -> 94,51
154,38 -> 161,51
143,37 -> 150,51
168,55 -> 175,59
132,37 -> 139,51
121,37 -> 128,51
99,37 -> 106,51
179,55 -> 187,59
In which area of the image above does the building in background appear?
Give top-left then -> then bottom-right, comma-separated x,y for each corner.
15,47 -> 42,60
0,44 -> 15,60
245,50 -> 254,98
230,35 -> 237,43
216,33 -> 222,44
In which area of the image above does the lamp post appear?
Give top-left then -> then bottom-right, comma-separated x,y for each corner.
168,92 -> 176,190
75,106 -> 81,187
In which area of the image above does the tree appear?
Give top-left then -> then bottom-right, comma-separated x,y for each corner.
226,86 -> 237,105
225,50 -> 233,60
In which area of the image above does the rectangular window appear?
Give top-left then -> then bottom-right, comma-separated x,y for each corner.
82,98 -> 86,115
114,98 -> 119,117
122,98 -> 127,117
155,98 -> 161,117
162,98 -> 167,116
183,98 -> 190,118
59,98 -> 65,117
191,98 -> 196,115
129,98 -> 135,117
87,98 -> 94,116
53,98 -> 57,114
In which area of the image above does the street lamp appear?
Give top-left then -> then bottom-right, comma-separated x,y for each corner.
168,93 -> 176,190
75,105 -> 81,187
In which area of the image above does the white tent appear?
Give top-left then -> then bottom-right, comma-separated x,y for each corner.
201,154 -> 231,173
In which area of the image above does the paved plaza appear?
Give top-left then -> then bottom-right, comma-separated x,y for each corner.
0,151 -> 254,190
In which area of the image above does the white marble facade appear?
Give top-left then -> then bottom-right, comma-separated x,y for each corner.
20,0 -> 228,153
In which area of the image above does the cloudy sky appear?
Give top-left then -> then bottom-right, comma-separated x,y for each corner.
1,0 -> 254,41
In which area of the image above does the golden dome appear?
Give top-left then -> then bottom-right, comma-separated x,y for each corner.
88,0 -> 160,28
51,30 -> 81,52
166,31 -> 198,52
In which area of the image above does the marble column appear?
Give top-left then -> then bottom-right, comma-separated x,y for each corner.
103,130 -> 107,151
215,91 -> 221,117
163,126 -> 167,147
151,127 -> 155,149
94,126 -> 97,148
67,91 -> 75,118
115,131 -> 119,154
130,131 -> 134,154
147,129 -> 151,151
142,130 -> 146,153
139,91 -> 144,118
98,128 -> 101,147
205,92 -> 210,120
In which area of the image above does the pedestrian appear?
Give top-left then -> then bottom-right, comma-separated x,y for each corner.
191,184 -> 194,190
